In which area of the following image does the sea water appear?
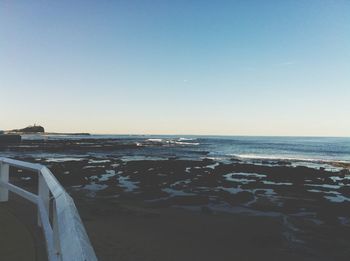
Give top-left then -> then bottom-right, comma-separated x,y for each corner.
20,134 -> 350,164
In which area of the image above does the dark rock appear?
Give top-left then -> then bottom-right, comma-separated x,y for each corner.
151,195 -> 209,208
224,191 -> 254,205
324,177 -> 335,185
201,206 -> 214,215
340,169 -> 349,177
0,134 -> 21,144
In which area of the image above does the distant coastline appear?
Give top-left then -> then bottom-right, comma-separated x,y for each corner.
44,132 -> 91,136
4,125 -> 90,136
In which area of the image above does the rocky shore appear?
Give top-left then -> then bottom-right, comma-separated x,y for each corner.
0,134 -> 21,144
2,137 -> 350,260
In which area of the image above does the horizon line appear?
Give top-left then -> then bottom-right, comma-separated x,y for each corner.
41,132 -> 349,138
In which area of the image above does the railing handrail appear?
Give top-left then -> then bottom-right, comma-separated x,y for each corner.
0,157 -> 43,171
0,157 -> 98,261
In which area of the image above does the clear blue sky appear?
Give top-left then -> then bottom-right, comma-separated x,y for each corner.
1,0 -> 349,136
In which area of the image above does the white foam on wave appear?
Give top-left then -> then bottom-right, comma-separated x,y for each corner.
146,138 -> 199,146
173,141 -> 200,146
147,138 -> 163,142
46,157 -> 84,162
231,154 -> 350,164
178,137 -> 197,141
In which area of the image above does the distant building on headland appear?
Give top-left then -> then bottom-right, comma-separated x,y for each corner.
11,124 -> 45,134
0,125 -> 45,144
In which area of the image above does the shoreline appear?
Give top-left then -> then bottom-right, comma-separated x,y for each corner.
1,137 -> 350,260
2,136 -> 350,166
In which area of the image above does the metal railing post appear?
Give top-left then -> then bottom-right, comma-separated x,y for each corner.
0,162 -> 9,201
38,171 -> 50,227
52,199 -> 62,260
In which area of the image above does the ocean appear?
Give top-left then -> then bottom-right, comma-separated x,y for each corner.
20,134 -> 350,164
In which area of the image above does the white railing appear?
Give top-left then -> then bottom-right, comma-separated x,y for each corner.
0,157 -> 98,261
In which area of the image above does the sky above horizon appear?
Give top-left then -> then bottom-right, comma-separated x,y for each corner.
1,0 -> 349,136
